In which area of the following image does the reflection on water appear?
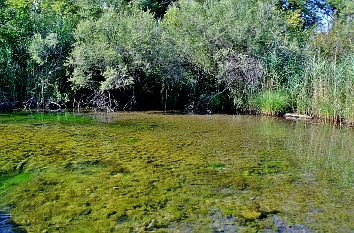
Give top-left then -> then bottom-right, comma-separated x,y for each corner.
0,112 -> 353,232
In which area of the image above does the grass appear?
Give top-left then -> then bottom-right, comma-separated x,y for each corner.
0,112 -> 352,232
254,90 -> 289,116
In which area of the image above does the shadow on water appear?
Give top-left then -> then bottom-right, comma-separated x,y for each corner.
0,211 -> 26,233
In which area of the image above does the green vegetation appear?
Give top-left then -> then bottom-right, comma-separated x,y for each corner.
209,163 -> 226,170
254,90 -> 289,116
295,56 -> 354,123
0,0 -> 353,122
0,113 -> 353,232
0,173 -> 32,194
0,112 -> 94,124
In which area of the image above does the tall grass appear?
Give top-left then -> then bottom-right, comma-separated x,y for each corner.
254,89 -> 289,116
294,56 -> 354,123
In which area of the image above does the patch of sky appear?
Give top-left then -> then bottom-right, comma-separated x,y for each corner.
281,0 -> 334,32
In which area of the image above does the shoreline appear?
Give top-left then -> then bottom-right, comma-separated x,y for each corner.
0,108 -> 353,128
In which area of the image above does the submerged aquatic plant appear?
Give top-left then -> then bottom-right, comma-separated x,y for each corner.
0,112 -> 352,232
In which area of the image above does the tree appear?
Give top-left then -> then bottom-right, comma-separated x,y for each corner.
135,0 -> 174,18
28,0 -> 80,106
160,0 -> 303,111
67,4 -> 161,109
0,0 -> 33,101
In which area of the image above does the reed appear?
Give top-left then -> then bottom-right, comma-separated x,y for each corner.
294,56 -> 354,123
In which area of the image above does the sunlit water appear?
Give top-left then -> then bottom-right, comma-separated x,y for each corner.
0,112 -> 353,232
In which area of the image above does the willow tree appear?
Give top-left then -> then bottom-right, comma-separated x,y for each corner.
160,0 -> 302,111
67,5 -> 161,109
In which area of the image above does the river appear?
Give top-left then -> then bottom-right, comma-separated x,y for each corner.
0,112 -> 352,232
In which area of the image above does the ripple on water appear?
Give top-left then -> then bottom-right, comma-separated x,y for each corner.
0,212 -> 15,233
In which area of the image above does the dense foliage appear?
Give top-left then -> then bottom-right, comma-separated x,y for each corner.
0,0 -> 353,122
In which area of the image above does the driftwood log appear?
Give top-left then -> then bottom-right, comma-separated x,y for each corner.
284,113 -> 313,120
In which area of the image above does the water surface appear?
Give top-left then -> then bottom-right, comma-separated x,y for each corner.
0,112 -> 353,232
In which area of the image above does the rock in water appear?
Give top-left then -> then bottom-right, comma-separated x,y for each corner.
273,215 -> 312,233
284,113 -> 313,120
210,209 -> 237,233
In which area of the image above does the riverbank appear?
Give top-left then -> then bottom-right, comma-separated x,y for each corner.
2,107 -> 353,128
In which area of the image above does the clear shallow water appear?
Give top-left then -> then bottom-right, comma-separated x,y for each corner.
0,112 -> 353,232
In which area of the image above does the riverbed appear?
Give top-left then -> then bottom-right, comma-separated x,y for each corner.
0,112 -> 353,232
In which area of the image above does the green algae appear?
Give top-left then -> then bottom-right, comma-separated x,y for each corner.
0,173 -> 32,194
0,112 -> 94,125
209,163 -> 225,170
0,112 -> 353,232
